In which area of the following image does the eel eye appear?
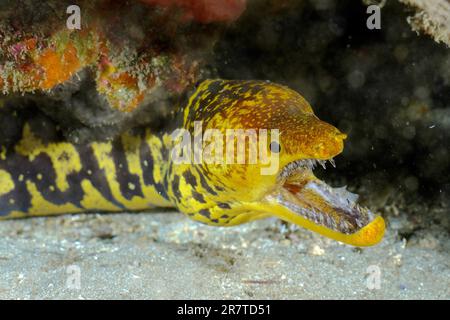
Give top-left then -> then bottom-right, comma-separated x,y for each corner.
270,141 -> 281,153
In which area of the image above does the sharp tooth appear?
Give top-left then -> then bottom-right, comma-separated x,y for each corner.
325,215 -> 333,228
318,213 -> 324,224
319,160 -> 326,169
339,220 -> 349,233
280,158 -> 332,180
330,218 -> 337,230
329,158 -> 336,168
356,218 -> 364,228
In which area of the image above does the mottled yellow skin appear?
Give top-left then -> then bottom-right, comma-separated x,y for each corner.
0,79 -> 385,246
168,80 -> 384,246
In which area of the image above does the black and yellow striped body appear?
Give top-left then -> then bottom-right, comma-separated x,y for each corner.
0,79 -> 273,221
0,105 -> 173,218
0,79 -> 294,222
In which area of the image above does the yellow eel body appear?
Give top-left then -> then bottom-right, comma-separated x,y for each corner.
0,79 -> 385,246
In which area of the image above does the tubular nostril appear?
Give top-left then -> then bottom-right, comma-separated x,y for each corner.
336,132 -> 347,140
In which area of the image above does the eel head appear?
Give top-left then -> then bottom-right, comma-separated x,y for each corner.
173,80 -> 385,246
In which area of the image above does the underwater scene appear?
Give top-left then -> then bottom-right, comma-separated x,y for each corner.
0,0 -> 448,300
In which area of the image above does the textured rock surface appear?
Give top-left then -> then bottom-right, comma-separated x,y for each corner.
399,0 -> 450,47
0,0 -> 227,142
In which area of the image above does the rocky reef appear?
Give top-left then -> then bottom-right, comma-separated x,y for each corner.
0,0 -> 244,141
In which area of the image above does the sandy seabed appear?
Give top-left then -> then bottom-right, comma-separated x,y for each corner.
0,211 -> 448,299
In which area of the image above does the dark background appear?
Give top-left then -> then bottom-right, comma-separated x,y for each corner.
213,0 -> 450,213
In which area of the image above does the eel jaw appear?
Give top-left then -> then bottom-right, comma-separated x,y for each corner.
264,159 -> 385,247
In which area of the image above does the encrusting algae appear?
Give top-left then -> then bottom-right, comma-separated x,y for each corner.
0,0 -> 245,111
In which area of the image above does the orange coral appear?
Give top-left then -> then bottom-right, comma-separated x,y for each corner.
0,0 -> 231,112
98,60 -> 145,112
36,44 -> 81,90
1,29 -> 99,93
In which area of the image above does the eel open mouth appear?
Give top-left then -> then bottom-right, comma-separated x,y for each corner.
265,159 -> 385,246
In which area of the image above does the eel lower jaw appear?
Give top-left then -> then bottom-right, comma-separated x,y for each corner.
263,159 -> 385,247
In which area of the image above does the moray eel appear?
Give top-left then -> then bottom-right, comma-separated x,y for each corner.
0,79 -> 385,246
